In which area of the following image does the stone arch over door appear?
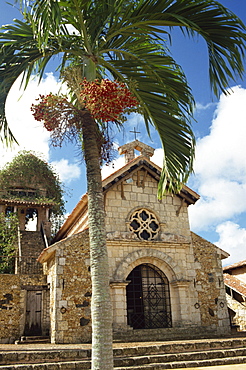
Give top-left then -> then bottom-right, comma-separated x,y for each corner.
111,248 -> 187,330
113,248 -> 185,282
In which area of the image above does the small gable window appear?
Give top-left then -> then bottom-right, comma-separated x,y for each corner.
129,209 -> 159,240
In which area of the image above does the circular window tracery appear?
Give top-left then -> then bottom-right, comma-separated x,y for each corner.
129,209 -> 160,240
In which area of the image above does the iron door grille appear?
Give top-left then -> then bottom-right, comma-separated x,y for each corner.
126,264 -> 172,329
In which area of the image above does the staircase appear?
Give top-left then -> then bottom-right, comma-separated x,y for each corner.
17,231 -> 46,274
226,293 -> 246,331
1,336 -> 246,369
20,231 -> 46,258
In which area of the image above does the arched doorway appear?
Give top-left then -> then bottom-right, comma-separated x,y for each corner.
126,263 -> 172,329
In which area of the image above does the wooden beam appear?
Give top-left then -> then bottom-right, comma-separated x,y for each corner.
137,170 -> 140,187
142,169 -> 148,188
176,198 -> 185,216
121,182 -> 125,199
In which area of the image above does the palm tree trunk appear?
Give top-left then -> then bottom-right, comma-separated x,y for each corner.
81,110 -> 113,370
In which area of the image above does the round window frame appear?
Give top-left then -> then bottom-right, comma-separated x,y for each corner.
129,208 -> 160,241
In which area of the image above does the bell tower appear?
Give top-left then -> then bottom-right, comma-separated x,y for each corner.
118,139 -> 155,163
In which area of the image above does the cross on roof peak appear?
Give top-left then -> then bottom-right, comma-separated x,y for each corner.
130,127 -> 140,141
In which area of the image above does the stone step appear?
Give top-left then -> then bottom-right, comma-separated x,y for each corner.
20,231 -> 45,258
114,348 -> 246,367
113,338 -> 246,357
0,349 -> 91,366
15,336 -> 50,345
1,355 -> 246,370
114,327 -> 224,342
0,361 -> 89,369
114,356 -> 246,369
1,337 -> 246,369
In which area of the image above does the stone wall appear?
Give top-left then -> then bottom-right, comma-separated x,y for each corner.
104,173 -> 201,332
0,274 -> 20,343
107,238 -> 202,332
104,170 -> 191,241
192,232 -> 230,335
226,293 -> 246,331
47,230 -> 92,343
46,230 -> 230,343
43,170 -> 230,343
0,273 -> 47,343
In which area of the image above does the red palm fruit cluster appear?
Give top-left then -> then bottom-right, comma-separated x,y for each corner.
31,93 -> 71,131
80,79 -> 139,122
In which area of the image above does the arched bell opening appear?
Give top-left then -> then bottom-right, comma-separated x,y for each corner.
25,208 -> 38,231
126,263 -> 172,329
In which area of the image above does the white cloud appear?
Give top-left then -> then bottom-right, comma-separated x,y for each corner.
215,222 -> 246,267
189,180 -> 246,230
189,86 -> 246,232
152,148 -> 164,168
101,154 -> 125,180
195,102 -> 216,111
51,159 -> 81,184
1,73 -> 64,165
0,72 -> 81,185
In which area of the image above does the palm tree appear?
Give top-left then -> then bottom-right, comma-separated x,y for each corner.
0,1 -> 245,369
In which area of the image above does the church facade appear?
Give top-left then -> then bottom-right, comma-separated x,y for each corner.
38,141 -> 231,343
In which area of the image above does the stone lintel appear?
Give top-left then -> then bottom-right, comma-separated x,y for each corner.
170,279 -> 191,288
110,280 -> 130,288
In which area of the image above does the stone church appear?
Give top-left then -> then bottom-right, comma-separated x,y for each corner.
0,140 -> 230,343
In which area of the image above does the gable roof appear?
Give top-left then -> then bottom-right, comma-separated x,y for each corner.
191,232 -> 229,260
53,154 -> 200,242
223,260 -> 246,273
0,198 -> 56,208
102,155 -> 199,202
224,273 -> 246,297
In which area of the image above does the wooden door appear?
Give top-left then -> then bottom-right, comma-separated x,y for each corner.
24,290 -> 42,336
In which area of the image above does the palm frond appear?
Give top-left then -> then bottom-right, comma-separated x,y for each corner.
1,0 -> 246,189
0,18 -> 90,145
100,43 -> 195,194
104,0 -> 245,96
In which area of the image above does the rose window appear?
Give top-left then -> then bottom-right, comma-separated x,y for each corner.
129,209 -> 159,240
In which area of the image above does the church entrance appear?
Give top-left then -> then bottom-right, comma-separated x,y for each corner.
126,264 -> 172,329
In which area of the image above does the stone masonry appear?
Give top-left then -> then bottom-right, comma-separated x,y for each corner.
45,231 -> 91,343
40,149 -> 230,343
0,274 -> 47,343
192,233 -> 230,333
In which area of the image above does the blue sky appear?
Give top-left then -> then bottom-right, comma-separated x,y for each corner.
0,0 -> 246,266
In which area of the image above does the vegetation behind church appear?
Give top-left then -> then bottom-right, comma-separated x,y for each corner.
0,212 -> 18,273
0,151 -> 65,217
